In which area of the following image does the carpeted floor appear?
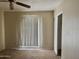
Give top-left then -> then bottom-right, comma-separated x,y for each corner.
0,49 -> 60,59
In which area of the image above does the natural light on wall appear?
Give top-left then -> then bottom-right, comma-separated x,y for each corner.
16,15 -> 43,49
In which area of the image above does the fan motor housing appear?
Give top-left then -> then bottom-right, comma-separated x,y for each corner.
8,0 -> 14,2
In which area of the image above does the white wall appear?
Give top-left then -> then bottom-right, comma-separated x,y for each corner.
0,11 -> 5,51
54,0 -> 79,59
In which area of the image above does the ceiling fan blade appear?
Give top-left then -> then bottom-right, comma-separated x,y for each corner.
15,2 -> 31,8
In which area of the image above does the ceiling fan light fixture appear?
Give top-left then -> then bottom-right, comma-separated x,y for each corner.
9,1 -> 14,10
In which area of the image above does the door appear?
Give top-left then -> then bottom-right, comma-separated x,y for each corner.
57,14 -> 62,56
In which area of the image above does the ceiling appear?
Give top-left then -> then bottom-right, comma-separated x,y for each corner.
0,0 -> 63,11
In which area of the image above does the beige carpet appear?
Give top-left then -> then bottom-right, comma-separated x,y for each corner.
0,49 -> 60,59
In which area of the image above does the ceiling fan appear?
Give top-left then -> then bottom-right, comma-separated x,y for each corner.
1,0 -> 31,10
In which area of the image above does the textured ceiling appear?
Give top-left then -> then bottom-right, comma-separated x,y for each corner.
0,0 -> 63,11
